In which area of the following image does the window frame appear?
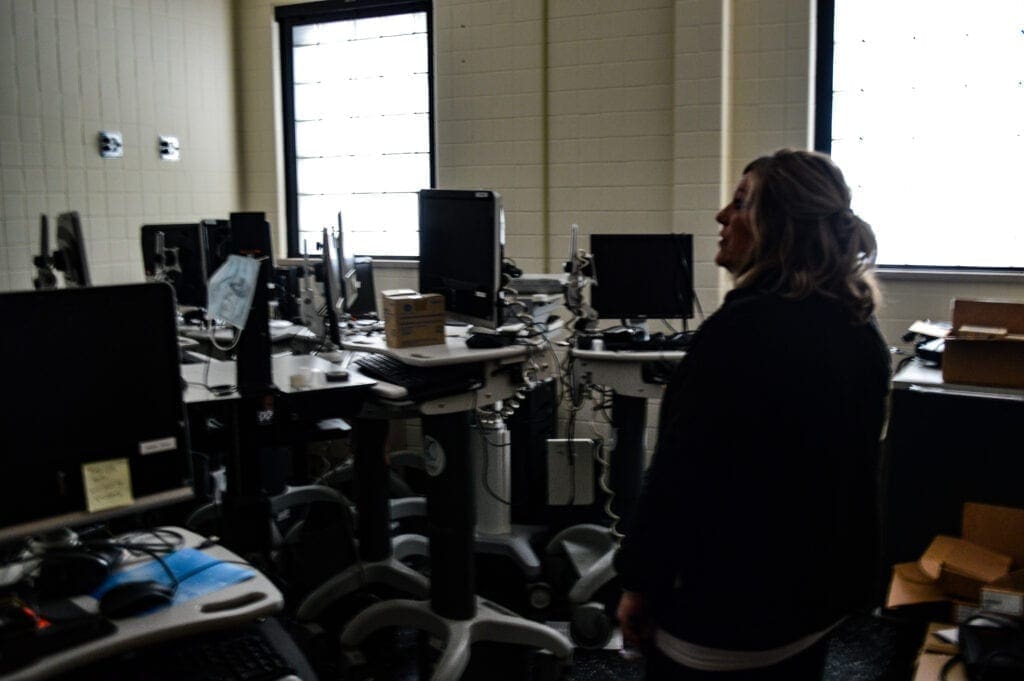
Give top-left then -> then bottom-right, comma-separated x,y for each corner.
813,0 -> 1024,275
275,0 -> 436,259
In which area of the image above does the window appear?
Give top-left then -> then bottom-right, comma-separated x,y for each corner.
815,1 -> 1023,270
276,0 -> 434,258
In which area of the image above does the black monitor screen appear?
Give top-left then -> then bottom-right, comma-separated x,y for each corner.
589,233 -> 694,320
321,227 -> 343,345
347,256 -> 377,318
336,213 -> 360,312
140,223 -> 208,308
418,189 -> 504,328
202,219 -> 232,276
0,283 -> 194,543
56,211 -> 91,287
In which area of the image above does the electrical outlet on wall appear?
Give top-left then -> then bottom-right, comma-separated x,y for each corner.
159,136 -> 180,161
98,131 -> 123,158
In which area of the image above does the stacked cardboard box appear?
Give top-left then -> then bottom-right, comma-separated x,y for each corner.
887,503 -> 1024,622
943,299 -> 1024,389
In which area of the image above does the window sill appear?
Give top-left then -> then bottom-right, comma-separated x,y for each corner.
876,267 -> 1024,284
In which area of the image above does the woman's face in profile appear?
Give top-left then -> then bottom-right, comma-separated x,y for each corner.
715,174 -> 755,273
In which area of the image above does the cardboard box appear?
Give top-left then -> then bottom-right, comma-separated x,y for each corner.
943,299 -> 1024,389
918,535 -> 1013,601
381,290 -> 445,348
887,503 -> 1024,614
962,502 -> 1024,567
981,569 -> 1024,617
914,651 -> 965,681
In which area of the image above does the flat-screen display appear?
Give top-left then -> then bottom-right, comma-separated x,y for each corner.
0,283 -> 194,544
589,233 -> 694,320
55,211 -> 91,287
140,223 -> 209,308
336,212 -> 360,312
418,189 -> 504,329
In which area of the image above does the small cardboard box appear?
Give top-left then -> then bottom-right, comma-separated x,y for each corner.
381,289 -> 445,348
943,299 -> 1024,389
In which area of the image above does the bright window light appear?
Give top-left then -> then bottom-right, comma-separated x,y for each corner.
829,1 -> 1023,269
280,4 -> 431,258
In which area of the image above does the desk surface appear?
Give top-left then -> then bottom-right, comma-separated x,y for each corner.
891,359 -> 1024,401
342,327 -> 533,367
571,347 -> 686,362
3,527 -> 282,681
182,352 -> 376,404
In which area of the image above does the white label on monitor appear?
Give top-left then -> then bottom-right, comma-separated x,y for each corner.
139,437 -> 177,455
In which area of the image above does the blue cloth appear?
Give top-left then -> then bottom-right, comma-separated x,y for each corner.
93,548 -> 254,604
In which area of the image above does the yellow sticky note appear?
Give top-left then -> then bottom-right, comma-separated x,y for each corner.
82,458 -> 134,513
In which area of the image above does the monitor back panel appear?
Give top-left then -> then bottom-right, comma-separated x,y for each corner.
0,283 -> 193,542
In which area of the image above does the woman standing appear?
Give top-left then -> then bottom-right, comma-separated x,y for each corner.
614,149 -> 891,679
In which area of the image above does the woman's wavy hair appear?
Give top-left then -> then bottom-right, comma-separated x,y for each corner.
734,149 -> 880,323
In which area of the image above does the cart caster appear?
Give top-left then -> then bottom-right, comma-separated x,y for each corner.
569,601 -> 613,649
527,581 -> 554,611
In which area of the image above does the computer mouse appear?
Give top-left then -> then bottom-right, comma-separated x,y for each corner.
99,580 -> 175,619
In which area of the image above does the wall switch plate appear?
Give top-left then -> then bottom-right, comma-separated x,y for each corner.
159,135 -> 180,161
98,131 -> 123,158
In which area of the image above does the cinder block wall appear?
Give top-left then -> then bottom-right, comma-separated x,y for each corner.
3,0 -> 1022,463
0,0 -> 239,289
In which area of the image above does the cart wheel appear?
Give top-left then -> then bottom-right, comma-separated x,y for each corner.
569,601 -> 613,649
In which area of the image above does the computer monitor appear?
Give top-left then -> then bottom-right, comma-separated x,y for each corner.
0,283 -> 194,544
347,256 -> 378,318
321,226 -> 343,346
55,212 -> 91,287
336,212 -> 360,312
418,189 -> 504,329
589,233 -> 694,321
140,223 -> 209,308
202,218 -> 233,275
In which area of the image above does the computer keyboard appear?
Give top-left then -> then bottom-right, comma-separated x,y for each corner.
159,630 -> 297,681
355,352 -> 483,401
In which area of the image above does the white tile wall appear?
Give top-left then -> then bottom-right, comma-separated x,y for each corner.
0,0 -> 239,291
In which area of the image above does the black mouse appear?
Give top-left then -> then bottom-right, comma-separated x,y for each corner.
99,580 -> 175,619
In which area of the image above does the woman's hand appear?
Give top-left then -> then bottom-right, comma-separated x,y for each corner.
616,589 -> 653,649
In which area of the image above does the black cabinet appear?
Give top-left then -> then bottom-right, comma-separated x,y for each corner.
882,362 -> 1024,572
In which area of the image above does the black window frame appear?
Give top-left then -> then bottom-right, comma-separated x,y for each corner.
275,0 -> 436,259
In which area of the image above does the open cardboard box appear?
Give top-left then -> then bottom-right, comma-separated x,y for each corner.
942,299 -> 1024,389
887,503 -> 1024,618
910,621 -> 964,681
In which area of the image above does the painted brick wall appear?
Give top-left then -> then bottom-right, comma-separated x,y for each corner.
0,0 -> 239,291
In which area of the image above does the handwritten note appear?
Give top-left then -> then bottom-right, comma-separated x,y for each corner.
82,458 -> 134,513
